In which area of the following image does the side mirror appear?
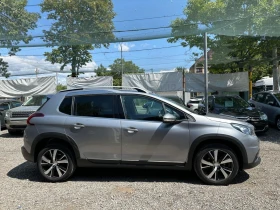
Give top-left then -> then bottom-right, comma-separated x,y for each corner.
249,103 -> 255,107
268,102 -> 274,106
163,113 -> 177,123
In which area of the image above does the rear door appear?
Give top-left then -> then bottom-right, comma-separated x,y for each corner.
64,94 -> 122,161
262,93 -> 280,123
120,94 -> 190,164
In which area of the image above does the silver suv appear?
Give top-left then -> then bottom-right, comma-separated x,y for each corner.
5,94 -> 53,135
21,88 -> 260,185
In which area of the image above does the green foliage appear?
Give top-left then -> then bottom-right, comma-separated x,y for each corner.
41,0 -> 115,76
0,0 -> 39,77
0,58 -> 10,78
168,0 -> 280,84
95,59 -> 145,86
56,83 -> 67,92
175,66 -> 187,72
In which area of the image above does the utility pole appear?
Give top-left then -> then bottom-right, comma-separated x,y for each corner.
121,42 -> 123,76
204,32 -> 208,113
182,68 -> 186,104
35,68 -> 38,78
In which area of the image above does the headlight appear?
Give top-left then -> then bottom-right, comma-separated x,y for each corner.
231,123 -> 253,135
260,112 -> 268,121
5,112 -> 10,118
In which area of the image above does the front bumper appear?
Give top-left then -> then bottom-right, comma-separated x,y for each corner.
5,118 -> 27,130
21,146 -> 34,162
243,150 -> 261,169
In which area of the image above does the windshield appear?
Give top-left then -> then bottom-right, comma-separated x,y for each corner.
214,97 -> 250,109
23,95 -> 49,106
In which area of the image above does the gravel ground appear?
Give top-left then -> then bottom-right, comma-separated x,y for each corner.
0,128 -> 280,210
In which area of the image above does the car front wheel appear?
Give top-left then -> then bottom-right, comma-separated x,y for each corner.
276,117 -> 280,130
37,145 -> 76,182
194,144 -> 239,185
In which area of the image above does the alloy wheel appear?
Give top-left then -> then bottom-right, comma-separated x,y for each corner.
200,149 -> 234,181
40,149 -> 69,178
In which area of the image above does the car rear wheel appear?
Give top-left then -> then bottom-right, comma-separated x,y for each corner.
37,145 -> 76,182
194,144 -> 239,185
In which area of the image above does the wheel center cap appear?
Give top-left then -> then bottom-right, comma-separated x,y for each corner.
214,163 -> 220,167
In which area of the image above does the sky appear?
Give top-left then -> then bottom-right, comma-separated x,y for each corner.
0,0 -> 200,85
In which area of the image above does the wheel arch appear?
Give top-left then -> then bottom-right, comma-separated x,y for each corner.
186,134 -> 247,170
32,132 -> 80,163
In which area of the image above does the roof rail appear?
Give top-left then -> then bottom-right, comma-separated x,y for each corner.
83,86 -> 149,93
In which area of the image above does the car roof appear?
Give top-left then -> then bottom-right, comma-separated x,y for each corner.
63,88 -> 148,97
254,91 -> 280,94
0,99 -> 21,103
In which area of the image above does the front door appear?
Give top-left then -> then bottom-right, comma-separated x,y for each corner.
64,94 -> 121,161
120,95 -> 190,164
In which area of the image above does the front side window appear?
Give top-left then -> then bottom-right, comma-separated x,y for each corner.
74,95 -> 114,118
164,104 -> 186,120
121,95 -> 164,121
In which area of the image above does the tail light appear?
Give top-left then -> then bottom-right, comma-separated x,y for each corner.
187,103 -> 193,108
27,113 -> 44,125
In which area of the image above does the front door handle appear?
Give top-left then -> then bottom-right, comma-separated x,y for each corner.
73,123 -> 85,129
127,127 -> 138,133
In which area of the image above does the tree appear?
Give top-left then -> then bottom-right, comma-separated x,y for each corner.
0,58 -> 9,78
175,66 -> 187,72
0,0 -> 39,76
41,0 -> 115,77
56,83 -> 67,92
109,59 -> 145,86
168,0 -> 280,88
94,64 -> 110,76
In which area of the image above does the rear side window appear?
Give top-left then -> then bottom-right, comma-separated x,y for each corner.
59,97 -> 72,115
74,95 -> 114,118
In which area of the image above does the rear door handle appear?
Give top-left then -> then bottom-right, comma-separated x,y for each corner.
73,123 -> 85,129
127,127 -> 138,133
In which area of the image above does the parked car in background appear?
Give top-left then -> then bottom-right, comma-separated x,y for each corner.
162,95 -> 185,106
0,99 -> 22,130
198,95 -> 269,133
248,91 -> 280,130
5,94 -> 53,135
187,98 -> 202,112
22,88 -> 260,185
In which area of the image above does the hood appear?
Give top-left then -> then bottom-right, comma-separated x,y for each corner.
205,112 -> 249,124
214,107 -> 260,119
8,106 -> 40,112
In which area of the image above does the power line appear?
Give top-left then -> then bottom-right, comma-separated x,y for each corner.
13,45 -> 183,56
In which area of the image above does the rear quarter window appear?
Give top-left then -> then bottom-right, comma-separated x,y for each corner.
59,97 -> 72,115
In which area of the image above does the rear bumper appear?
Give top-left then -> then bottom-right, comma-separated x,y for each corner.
21,146 -> 34,162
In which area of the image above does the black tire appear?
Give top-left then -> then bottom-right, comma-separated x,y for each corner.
37,144 -> 76,182
8,129 -> 20,135
276,117 -> 280,130
194,144 -> 239,185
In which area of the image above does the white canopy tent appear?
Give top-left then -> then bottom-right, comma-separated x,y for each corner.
66,76 -> 113,89
0,76 -> 56,98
